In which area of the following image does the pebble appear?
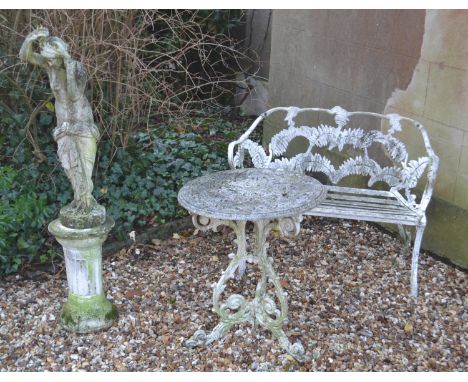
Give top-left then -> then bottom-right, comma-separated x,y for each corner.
359,329 -> 373,337
0,217 -> 466,371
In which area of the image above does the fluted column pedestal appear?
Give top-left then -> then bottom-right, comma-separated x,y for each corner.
48,217 -> 117,333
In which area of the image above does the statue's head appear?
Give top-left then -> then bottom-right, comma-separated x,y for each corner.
40,36 -> 70,60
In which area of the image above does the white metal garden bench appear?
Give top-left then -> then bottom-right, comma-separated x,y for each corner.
227,106 -> 439,297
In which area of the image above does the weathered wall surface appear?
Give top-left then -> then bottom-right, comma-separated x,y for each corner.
266,10 -> 468,267
244,9 -> 272,80
235,10 -> 272,116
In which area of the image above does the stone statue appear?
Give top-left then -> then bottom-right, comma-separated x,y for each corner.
19,27 -> 104,228
20,28 -> 117,333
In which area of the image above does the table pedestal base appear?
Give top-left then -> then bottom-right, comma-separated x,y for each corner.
185,215 -> 306,362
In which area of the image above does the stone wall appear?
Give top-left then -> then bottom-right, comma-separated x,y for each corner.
234,10 -> 272,116
266,10 -> 468,268
244,9 -> 272,80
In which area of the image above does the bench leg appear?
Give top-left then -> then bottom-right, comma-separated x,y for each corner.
398,224 -> 411,255
410,225 -> 425,298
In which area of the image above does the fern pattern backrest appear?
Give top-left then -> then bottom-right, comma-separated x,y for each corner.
228,106 -> 439,210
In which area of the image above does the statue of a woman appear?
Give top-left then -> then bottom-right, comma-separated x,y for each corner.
20,27 -> 105,228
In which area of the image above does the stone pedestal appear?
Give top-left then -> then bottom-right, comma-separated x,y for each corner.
48,217 -> 117,333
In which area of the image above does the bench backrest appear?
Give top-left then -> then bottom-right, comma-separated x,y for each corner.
228,106 -> 439,211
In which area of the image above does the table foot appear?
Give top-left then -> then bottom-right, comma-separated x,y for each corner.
185,329 -> 207,348
185,321 -> 234,348
272,327 -> 306,362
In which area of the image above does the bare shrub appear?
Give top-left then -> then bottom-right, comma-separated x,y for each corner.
0,10 -> 255,151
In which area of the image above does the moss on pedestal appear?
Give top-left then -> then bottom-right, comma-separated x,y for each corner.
59,201 -> 106,229
61,293 -> 118,333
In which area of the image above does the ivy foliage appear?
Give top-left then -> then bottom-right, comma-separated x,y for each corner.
0,116 -> 239,275
96,127 -> 230,240
0,166 -> 54,273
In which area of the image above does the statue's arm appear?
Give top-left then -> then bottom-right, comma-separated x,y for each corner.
19,28 -> 49,68
65,58 -> 87,101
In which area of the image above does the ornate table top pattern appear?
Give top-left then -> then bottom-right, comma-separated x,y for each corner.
177,168 -> 327,221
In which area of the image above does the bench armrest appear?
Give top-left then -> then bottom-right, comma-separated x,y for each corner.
413,122 -> 439,211
228,113 -> 267,168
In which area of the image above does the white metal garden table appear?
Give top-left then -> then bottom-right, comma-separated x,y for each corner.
177,168 -> 326,361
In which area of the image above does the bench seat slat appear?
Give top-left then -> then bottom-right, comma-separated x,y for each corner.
305,208 -> 420,225
320,199 -> 412,213
315,200 -> 417,215
326,193 -> 402,206
326,185 -> 395,197
307,203 -> 421,225
305,185 -> 422,225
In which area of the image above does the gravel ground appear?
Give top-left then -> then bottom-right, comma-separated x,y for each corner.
0,216 -> 466,371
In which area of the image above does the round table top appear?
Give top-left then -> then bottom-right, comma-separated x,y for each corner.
178,168 -> 327,221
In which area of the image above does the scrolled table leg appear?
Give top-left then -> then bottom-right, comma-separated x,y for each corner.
253,219 -> 306,362
185,219 -> 252,347
191,214 -> 251,277
186,215 -> 307,362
